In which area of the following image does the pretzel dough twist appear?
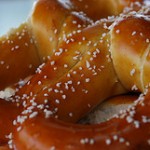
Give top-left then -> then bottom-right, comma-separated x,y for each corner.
0,0 -> 150,149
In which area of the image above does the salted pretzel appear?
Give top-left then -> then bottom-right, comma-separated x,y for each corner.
0,0 -> 145,90
12,92 -> 150,150
0,0 -> 150,149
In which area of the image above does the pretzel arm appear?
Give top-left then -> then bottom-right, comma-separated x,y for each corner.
68,0 -> 145,21
0,99 -> 21,146
0,23 -> 41,90
13,92 -> 150,150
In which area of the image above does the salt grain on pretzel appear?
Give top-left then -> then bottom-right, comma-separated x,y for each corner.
0,0 -> 150,150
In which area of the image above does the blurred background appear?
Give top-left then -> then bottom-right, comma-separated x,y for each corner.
0,0 -> 35,36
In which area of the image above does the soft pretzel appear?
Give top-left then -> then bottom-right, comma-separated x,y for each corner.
0,0 -> 150,149
15,20 -> 126,123
14,0 -> 150,123
12,92 -> 150,150
0,0 -> 145,89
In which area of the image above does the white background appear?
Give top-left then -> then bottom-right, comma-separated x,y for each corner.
0,0 -> 35,36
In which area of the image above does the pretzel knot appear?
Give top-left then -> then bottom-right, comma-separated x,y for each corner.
0,0 -> 150,149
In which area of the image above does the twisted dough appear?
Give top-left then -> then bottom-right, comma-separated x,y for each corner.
0,0 -> 150,149
68,0 -> 145,20
111,11 -> 150,92
0,0 -> 145,89
13,93 -> 150,150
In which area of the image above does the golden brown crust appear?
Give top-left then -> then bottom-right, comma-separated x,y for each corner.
0,146 -> 10,150
68,0 -> 145,21
29,0 -> 92,61
0,99 -> 21,145
0,23 -> 40,90
111,14 -> 150,92
13,93 -> 150,150
29,0 -> 70,60
29,0 -> 144,61
0,0 -> 150,150
12,22 -> 125,123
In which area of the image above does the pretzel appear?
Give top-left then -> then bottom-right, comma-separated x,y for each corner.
12,93 -> 150,150
0,0 -> 150,149
0,0 -> 145,89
